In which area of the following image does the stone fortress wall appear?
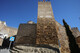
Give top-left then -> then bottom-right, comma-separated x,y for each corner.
0,21 -> 18,46
71,27 -> 80,38
14,1 -> 80,53
0,1 -> 80,53
15,23 -> 36,45
0,21 -> 17,37
13,21 -> 80,53
37,1 -> 58,45
71,27 -> 80,48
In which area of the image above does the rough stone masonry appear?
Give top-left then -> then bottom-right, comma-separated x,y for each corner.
36,1 -> 70,53
37,1 -> 58,45
15,1 -> 71,53
0,21 -> 17,46
15,23 -> 36,45
14,1 -> 80,53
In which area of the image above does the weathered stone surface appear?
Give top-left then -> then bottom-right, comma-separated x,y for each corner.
4,26 -> 18,37
15,24 -> 36,45
71,27 -> 80,38
63,20 -> 80,53
0,21 -> 17,46
0,21 -> 17,37
76,36 -> 80,48
36,2 -> 58,45
71,27 -> 80,48
55,21 -> 70,53
11,45 -> 59,53
36,1 -> 71,53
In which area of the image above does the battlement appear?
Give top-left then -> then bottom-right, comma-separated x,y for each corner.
71,27 -> 80,38
38,2 -> 54,18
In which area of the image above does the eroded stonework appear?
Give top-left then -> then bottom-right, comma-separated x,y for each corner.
76,36 -> 80,48
36,1 -> 70,53
12,1 -> 80,53
15,24 -> 36,45
0,21 -> 17,37
71,27 -> 80,38
11,45 -> 59,53
36,2 -> 58,45
55,21 -> 70,53
0,21 -> 18,46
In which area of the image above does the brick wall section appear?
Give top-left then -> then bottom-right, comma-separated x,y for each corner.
15,24 -> 36,45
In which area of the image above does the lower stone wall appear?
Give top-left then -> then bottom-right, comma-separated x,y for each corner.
11,44 -> 60,53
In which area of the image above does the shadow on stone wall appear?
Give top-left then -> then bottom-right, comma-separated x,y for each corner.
1,35 -> 60,53
26,44 -> 60,52
63,19 -> 80,53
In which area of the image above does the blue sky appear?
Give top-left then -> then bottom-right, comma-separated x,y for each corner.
0,0 -> 80,31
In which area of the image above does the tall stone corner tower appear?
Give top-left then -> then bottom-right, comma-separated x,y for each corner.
36,0 -> 71,53
36,0 -> 58,45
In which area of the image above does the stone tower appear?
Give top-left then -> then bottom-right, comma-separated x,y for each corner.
14,0 -> 70,53
36,0 -> 58,45
36,0 -> 70,53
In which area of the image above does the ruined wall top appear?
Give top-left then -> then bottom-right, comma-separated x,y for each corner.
71,27 -> 80,38
27,21 -> 35,24
0,21 -> 6,26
